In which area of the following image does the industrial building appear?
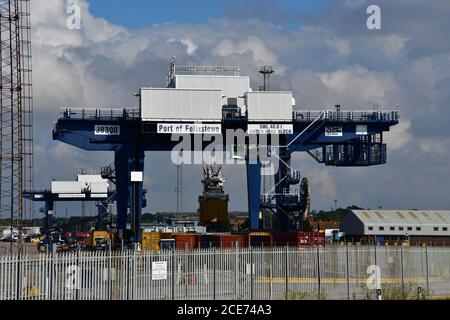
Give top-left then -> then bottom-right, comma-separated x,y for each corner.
341,210 -> 450,245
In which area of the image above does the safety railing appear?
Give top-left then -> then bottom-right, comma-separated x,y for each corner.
175,65 -> 240,76
293,110 -> 399,122
59,108 -> 140,121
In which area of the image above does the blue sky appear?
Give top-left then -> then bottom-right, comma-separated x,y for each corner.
88,0 -> 327,29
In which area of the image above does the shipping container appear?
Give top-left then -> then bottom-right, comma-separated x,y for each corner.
248,232 -> 273,247
272,232 -> 325,247
272,232 -> 297,246
303,232 -> 325,246
246,91 -> 293,122
216,234 -> 246,248
141,232 -> 161,251
173,233 -> 199,251
159,233 -> 173,240
140,88 -> 223,122
198,234 -> 218,248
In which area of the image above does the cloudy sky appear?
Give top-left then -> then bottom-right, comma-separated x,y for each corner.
30,0 -> 450,217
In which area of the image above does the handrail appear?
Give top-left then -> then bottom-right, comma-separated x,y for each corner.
59,107 -> 140,120
288,111 -> 325,148
58,107 -> 399,123
175,65 -> 240,76
293,110 -> 399,122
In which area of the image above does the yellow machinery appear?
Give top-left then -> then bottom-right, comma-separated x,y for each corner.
91,230 -> 113,250
141,232 -> 161,251
198,165 -> 229,231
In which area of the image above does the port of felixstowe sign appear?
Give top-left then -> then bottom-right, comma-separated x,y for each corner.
157,123 -> 294,135
158,123 -> 221,134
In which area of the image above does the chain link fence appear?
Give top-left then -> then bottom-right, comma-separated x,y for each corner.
1,245 -> 449,300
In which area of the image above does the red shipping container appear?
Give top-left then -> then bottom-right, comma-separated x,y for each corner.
215,234 -> 246,248
248,232 -> 273,247
272,232 -> 298,246
310,232 -> 325,246
173,234 -> 199,251
286,232 -> 324,246
198,234 -> 219,248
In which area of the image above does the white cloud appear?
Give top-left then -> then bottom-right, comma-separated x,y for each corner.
308,168 -> 337,200
168,38 -> 198,55
212,35 -> 286,74
316,65 -> 398,106
212,39 -> 235,57
381,34 -> 409,59
384,119 -> 413,151
417,137 -> 450,157
325,37 -> 351,58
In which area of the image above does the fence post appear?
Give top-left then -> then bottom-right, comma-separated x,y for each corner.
76,249 -> 80,301
133,245 -> 137,300
234,243 -> 239,300
126,251 -> 130,300
285,245 -> 289,300
346,244 -> 350,300
269,247 -> 273,300
16,251 -> 21,300
49,250 -> 54,300
316,245 -> 321,300
250,247 -> 254,301
108,240 -> 112,301
213,248 -> 216,300
374,243 -> 377,267
171,249 -> 175,301
400,245 -> 405,298
425,246 -> 430,293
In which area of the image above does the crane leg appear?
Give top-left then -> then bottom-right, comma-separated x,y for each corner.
115,146 -> 130,240
246,161 -> 261,230
115,144 -> 145,244
130,147 -> 145,244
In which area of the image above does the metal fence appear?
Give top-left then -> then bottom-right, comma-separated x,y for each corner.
1,245 -> 449,300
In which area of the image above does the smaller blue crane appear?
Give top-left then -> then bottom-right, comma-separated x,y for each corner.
23,165 -> 147,251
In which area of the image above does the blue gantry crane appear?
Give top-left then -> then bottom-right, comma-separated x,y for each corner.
51,60 -> 399,243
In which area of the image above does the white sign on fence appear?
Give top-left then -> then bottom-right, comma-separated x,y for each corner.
246,263 -> 255,275
152,261 -> 168,280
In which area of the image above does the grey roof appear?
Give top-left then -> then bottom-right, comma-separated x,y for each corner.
352,210 -> 450,225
